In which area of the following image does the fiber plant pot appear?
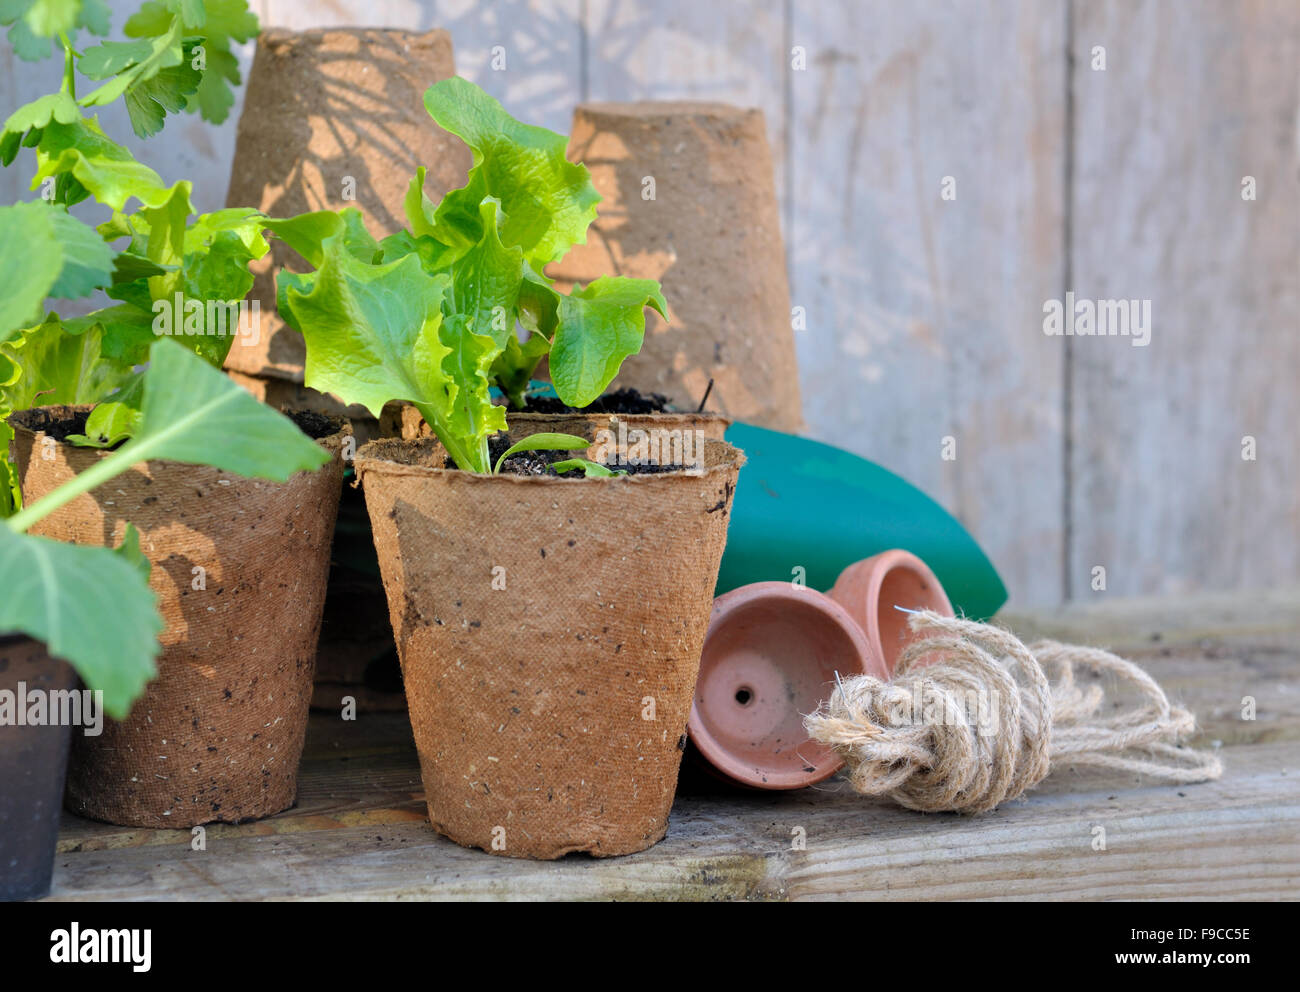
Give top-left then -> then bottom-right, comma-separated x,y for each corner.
0,636 -> 77,901
312,408 -> 731,712
829,549 -> 955,675
8,407 -> 349,828
688,583 -> 881,789
223,27 -> 469,384
354,436 -> 745,859
551,102 -> 804,432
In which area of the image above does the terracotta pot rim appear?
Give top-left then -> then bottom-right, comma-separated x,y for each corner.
857,549 -> 954,670
355,436 -> 744,487
687,581 -> 874,790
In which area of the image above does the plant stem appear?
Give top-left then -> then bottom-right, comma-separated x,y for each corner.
413,402 -> 488,474
60,33 -> 76,100
6,440 -> 144,534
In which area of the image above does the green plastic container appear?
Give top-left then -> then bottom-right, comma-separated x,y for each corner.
718,423 -> 1006,620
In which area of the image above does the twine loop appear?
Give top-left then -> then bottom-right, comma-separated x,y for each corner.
804,611 -> 1222,813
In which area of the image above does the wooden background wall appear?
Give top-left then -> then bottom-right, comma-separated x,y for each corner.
3,0 -> 1296,607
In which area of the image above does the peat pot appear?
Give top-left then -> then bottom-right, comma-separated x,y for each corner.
308,405 -> 732,712
224,27 -> 468,381
354,436 -> 745,858
0,636 -> 77,900
8,406 -> 349,828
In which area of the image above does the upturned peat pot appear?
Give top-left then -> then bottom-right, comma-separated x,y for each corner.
354,436 -> 745,859
0,636 -> 78,900
8,406 -> 349,828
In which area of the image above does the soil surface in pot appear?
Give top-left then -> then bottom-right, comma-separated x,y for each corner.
12,407 -> 339,446
14,406 -> 91,441
289,409 -> 343,440
447,431 -> 682,477
518,386 -> 672,415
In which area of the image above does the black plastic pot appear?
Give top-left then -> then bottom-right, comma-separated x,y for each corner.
0,635 -> 77,901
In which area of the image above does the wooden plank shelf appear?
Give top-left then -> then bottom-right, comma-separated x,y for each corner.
43,590 -> 1300,901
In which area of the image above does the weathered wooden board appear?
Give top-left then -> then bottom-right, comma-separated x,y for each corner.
582,0 -> 788,222
255,1 -> 584,134
43,591 -> 1300,901
1067,0 -> 1300,599
787,1 -> 1069,607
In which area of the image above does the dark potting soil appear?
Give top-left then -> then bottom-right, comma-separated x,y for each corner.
519,387 -> 673,415
14,407 -> 340,447
445,432 -> 683,478
287,409 -> 342,440
13,407 -> 91,442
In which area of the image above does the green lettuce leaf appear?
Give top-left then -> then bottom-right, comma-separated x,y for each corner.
402,165 -> 438,239
282,232 -> 505,473
491,331 -> 550,409
548,277 -> 668,408
265,207 -> 378,334
279,80 -> 670,460
423,77 -> 600,268
65,400 -> 142,447
263,207 -> 377,268
101,195 -> 272,370
444,197 -> 523,348
0,306 -> 154,412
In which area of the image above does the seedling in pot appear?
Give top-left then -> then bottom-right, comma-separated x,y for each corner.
275,77 -> 669,475
551,459 -> 627,478
0,1 -> 353,841
490,432 -> 589,474
1,338 -> 330,719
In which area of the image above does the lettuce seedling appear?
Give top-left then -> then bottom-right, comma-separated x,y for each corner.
277,78 -> 668,475
0,336 -> 330,718
551,459 -> 627,478
490,432 -> 589,474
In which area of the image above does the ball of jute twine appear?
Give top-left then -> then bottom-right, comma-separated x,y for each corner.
804,610 -> 1223,813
